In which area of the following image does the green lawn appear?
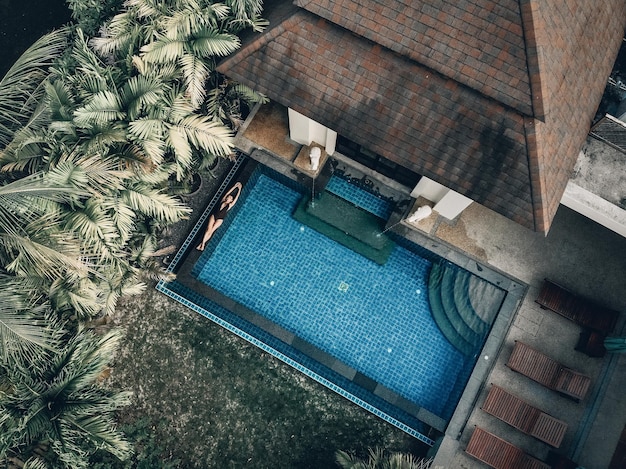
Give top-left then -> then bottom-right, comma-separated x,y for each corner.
103,285 -> 425,468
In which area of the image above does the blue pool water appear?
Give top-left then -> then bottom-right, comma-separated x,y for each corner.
194,172 -> 468,419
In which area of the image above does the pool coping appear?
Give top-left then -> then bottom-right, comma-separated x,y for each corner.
157,153 -> 527,447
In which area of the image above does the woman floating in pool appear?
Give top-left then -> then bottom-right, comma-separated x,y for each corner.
197,182 -> 242,251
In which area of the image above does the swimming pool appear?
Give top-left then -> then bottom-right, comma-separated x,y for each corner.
193,169 -> 473,418
159,159 -> 511,443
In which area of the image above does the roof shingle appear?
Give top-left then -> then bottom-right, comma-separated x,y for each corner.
219,9 -> 535,228
294,0 -> 533,116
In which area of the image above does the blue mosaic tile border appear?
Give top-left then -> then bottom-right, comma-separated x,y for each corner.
159,160 -> 489,444
156,279 -> 435,446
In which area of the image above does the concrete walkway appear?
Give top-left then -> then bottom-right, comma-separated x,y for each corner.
416,202 -> 626,468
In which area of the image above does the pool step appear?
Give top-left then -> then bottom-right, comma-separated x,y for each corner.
292,191 -> 395,265
428,262 -> 501,357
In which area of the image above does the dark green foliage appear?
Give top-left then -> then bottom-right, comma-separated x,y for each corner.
66,0 -> 124,35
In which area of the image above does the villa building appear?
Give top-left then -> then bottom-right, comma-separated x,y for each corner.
158,1 -> 626,466
217,0 -> 626,235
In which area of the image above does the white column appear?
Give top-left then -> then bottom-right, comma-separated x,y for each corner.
288,108 -> 337,155
411,177 -> 473,220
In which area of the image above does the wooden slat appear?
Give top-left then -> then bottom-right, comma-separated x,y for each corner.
554,368 -> 591,402
483,385 -> 540,433
536,279 -> 619,334
466,427 -> 551,469
507,341 -> 560,388
531,413 -> 568,448
482,385 -> 567,447
466,427 -> 521,468
507,342 -> 591,401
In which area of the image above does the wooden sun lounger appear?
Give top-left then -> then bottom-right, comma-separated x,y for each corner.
536,279 -> 619,334
482,385 -> 568,447
507,341 -> 591,402
466,427 -> 551,469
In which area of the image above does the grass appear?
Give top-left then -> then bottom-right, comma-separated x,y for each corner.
105,285 -> 424,468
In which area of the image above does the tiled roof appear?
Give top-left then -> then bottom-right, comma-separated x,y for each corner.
218,8 -> 535,228
522,0 -> 626,232
295,0 -> 534,116
218,0 -> 626,233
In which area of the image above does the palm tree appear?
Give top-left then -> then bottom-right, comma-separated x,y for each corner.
0,171 -> 90,284
0,329 -> 132,468
1,29 -> 196,320
92,0 -> 267,120
336,448 -> 433,469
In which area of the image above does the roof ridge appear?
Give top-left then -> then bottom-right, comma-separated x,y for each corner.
519,0 -> 545,121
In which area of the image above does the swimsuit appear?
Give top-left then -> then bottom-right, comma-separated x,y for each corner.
214,204 -> 229,221
213,187 -> 240,221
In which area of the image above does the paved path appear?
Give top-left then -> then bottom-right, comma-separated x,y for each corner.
417,203 -> 626,469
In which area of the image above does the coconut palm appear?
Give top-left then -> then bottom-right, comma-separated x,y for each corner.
0,329 -> 132,469
336,448 -> 433,469
0,171 -> 89,283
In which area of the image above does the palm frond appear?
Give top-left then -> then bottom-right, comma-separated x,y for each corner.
128,118 -> 167,164
167,114 -> 234,158
140,37 -> 186,64
228,82 -> 268,105
49,277 -> 102,319
120,75 -> 165,120
73,90 -> 125,130
45,80 -> 75,122
227,16 -> 269,34
70,29 -> 112,87
0,127 -> 48,173
190,29 -> 241,57
226,0 -> 264,19
23,457 -> 50,469
101,197 -> 137,244
0,28 -> 69,146
91,10 -> 143,58
1,233 -> 87,281
335,449 -> 363,469
164,9 -> 207,38
121,184 -> 191,224
179,53 -> 211,109
78,125 -> 129,155
0,275 -> 64,364
64,199 -> 122,261
126,0 -> 162,19
65,412 -> 133,460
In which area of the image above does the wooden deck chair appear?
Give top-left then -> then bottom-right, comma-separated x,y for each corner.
482,385 -> 568,447
506,341 -> 591,402
536,279 -> 618,334
466,427 -> 551,469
